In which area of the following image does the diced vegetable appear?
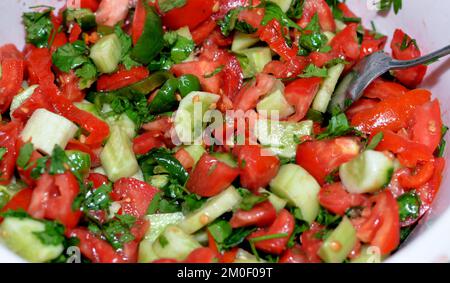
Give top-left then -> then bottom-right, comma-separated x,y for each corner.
232,32 -> 260,52
339,150 -> 394,194
152,225 -> 201,261
106,113 -> 136,139
256,88 -> 295,119
10,85 -> 38,116
183,145 -> 206,165
318,217 -> 357,263
174,91 -> 220,144
312,63 -> 345,113
179,186 -> 242,234
100,125 -> 139,181
233,248 -> 263,263
148,175 -> 169,189
211,152 -> 238,168
0,217 -> 63,263
350,245 -> 383,263
74,101 -> 102,119
20,109 -> 78,155
138,213 -> 184,263
238,47 -> 272,73
268,0 -> 293,12
270,164 -> 320,223
63,8 -> 96,30
89,34 -> 122,73
258,188 -> 287,212
255,119 -> 313,158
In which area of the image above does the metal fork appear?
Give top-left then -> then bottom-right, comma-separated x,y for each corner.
328,45 -> 450,113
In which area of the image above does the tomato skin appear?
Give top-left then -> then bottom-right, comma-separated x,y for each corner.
354,191 -> 400,255
97,66 -> 149,92
0,189 -> 33,216
0,59 -> 24,113
66,0 -> 100,12
186,154 -> 240,197
233,145 -> 280,191
233,73 -> 277,111
296,137 -> 361,185
298,0 -> 336,32
112,178 -> 160,218
375,130 -> 433,168
360,30 -> 387,59
95,0 -> 129,27
191,19 -> 217,45
237,8 -> 264,31
66,139 -> 101,167
390,29 -> 427,88
363,78 -> 407,101
69,23 -> 82,43
284,77 -> 322,122
58,71 -> 85,102
263,56 -> 310,79
28,173 -> 82,229
171,60 -> 222,94
158,0 -> 215,30
345,98 -> 378,120
230,201 -> 277,228
279,245 -> 310,263
260,20 -> 298,61
0,121 -> 21,185
299,222 -> 324,263
0,44 -> 23,61
415,157 -> 445,218
87,173 -> 109,188
24,47 -> 55,86
131,0 -> 146,45
248,209 -> 295,255
398,160 -> 435,189
132,131 -> 165,155
184,247 -> 220,263
174,148 -> 195,170
318,182 -> 368,216
330,23 -> 360,62
409,100 -> 442,153
351,89 -> 431,135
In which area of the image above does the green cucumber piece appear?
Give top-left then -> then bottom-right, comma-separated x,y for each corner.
312,63 -> 345,113
255,119 -> 313,158
327,70 -> 356,113
0,217 -> 64,262
183,145 -> 206,165
174,91 -> 220,144
270,164 -> 320,223
152,225 -> 201,261
90,33 -> 122,74
350,245 -> 384,263
20,108 -> 78,155
131,6 -> 164,64
106,113 -> 136,139
231,32 -> 260,52
10,85 -> 38,117
238,47 -> 272,73
256,89 -> 295,119
74,100 -> 103,119
258,188 -> 287,212
138,213 -> 184,263
100,125 -> 139,182
318,217 -> 357,263
339,150 -> 394,194
179,186 -> 242,234
268,0 -> 293,12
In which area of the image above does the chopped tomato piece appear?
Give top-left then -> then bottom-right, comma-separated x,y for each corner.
299,222 -> 325,262
0,189 -> 33,217
284,77 -> 322,122
230,201 -> 277,228
318,182 -> 368,216
171,60 -> 222,94
184,247 -> 220,263
408,100 -> 442,153
363,78 -> 407,100
0,59 -> 24,113
69,23 -> 82,43
132,131 -> 165,155
233,73 -> 276,111
97,66 -> 149,92
260,20 -> 298,61
298,0 -> 336,32
0,121 -> 21,185
158,0 -> 215,30
58,71 -> 85,102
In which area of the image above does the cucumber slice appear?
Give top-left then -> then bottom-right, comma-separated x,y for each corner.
339,150 -> 394,194
138,213 -> 184,263
20,108 -> 78,155
148,175 -> 169,189
256,89 -> 295,119
179,186 -> 242,234
255,119 -> 313,158
350,245 -> 384,263
106,113 -> 136,139
258,188 -> 287,212
233,248 -> 266,263
10,85 -> 38,117
318,217 -> 357,263
237,47 -> 272,73
152,225 -> 201,261
312,63 -> 345,113
183,145 -> 206,165
327,70 -> 356,113
90,33 -> 122,74
174,91 -> 220,144
0,217 -> 64,262
74,100 -> 103,119
270,164 -> 320,223
268,0 -> 293,12
100,125 -> 139,182
323,31 -> 335,43
231,32 -> 260,52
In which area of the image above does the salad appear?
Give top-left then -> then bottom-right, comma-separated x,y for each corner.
0,0 -> 446,263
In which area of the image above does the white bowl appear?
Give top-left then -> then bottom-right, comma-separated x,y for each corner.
0,0 -> 449,263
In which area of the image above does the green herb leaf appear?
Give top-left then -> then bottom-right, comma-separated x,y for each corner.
367,132 -> 384,150
30,157 -> 49,179
316,206 -> 341,227
262,2 -> 302,30
287,0 -> 303,19
237,188 -> 269,211
170,35 -> 194,63
16,142 -> 34,168
299,64 -> 328,78
317,113 -> 357,140
49,145 -> 70,175
436,125 -> 448,157
222,227 -> 256,249
158,0 -> 187,13
52,40 -> 90,73
204,65 -> 225,78
23,9 -> 53,48
208,220 -> 232,244
33,221 -> 65,246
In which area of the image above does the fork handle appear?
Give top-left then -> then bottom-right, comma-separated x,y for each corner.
390,44 -> 450,69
